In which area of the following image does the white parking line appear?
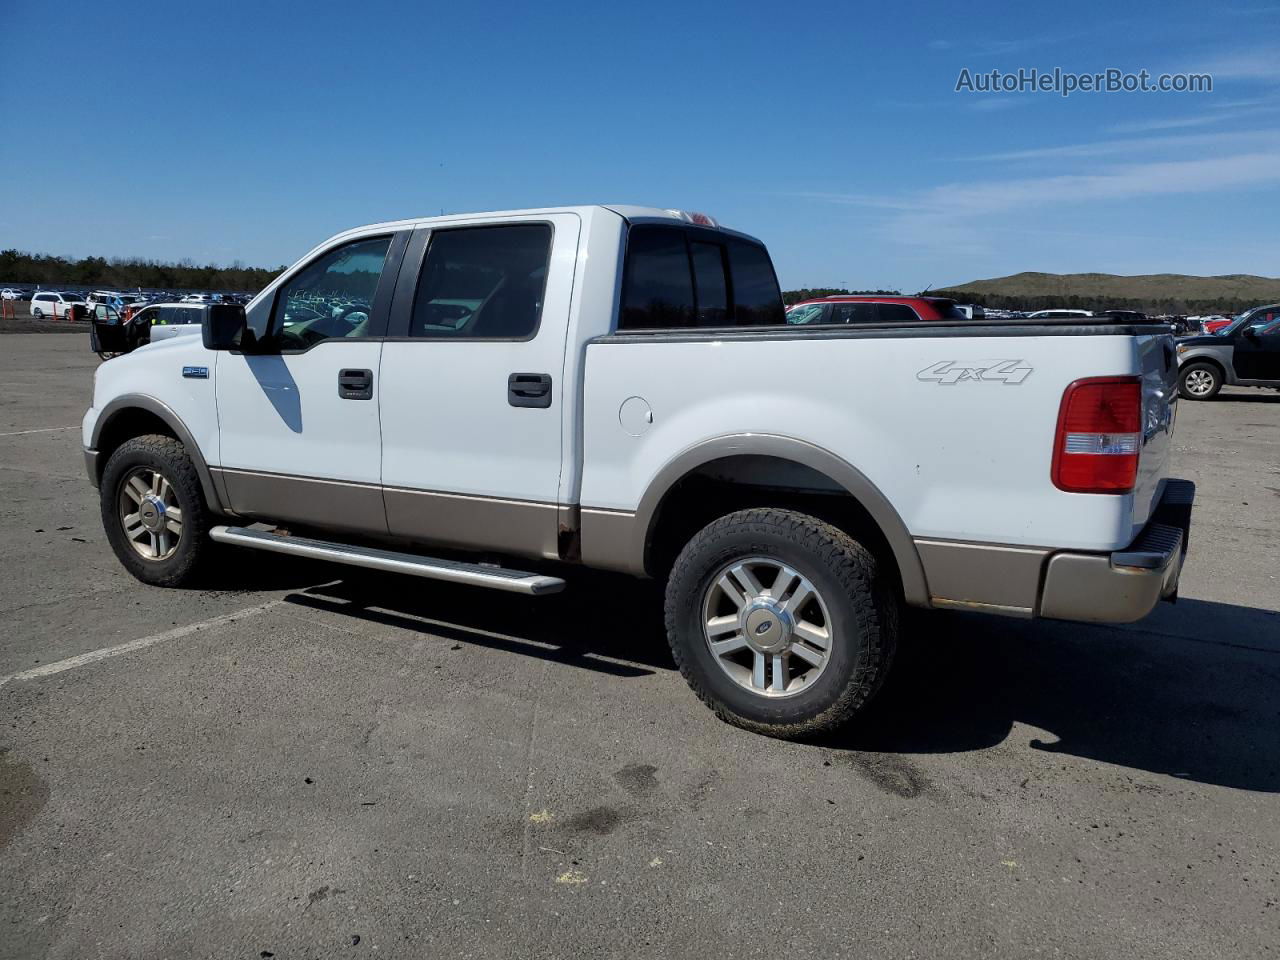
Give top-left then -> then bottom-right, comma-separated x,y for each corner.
0,599 -> 284,689
0,426 -> 78,438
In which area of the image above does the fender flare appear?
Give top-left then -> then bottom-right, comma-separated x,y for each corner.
1177,350 -> 1233,385
632,434 -> 929,606
89,393 -> 227,514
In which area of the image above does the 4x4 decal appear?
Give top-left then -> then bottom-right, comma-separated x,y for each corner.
917,359 -> 1033,385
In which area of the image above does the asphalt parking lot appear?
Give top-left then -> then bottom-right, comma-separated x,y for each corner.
1,332 -> 1278,960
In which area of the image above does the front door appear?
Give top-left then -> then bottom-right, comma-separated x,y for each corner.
1233,311 -> 1280,381
377,214 -> 580,560
213,231 -> 408,534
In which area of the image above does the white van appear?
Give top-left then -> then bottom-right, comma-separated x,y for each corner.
30,292 -> 86,319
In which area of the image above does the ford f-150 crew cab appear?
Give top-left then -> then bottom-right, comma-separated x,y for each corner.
83,205 -> 1194,737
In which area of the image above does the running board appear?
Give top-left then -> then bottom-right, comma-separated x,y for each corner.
209,525 -> 566,596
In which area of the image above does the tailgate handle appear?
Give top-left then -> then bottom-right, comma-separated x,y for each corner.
338,368 -> 373,400
508,372 -> 552,408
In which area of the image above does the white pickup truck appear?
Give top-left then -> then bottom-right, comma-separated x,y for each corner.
83,205 -> 1193,737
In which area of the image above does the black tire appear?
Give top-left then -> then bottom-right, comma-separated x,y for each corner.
664,508 -> 898,739
31,308 -> 42,319
100,434 -> 212,587
1178,362 -> 1222,400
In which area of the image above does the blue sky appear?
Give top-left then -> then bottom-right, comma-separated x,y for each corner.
2,0 -> 1277,291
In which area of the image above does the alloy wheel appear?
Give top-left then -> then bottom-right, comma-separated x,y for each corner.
701,557 -> 833,698
117,467 -> 183,561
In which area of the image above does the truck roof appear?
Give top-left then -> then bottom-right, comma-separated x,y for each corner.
325,205 -> 763,247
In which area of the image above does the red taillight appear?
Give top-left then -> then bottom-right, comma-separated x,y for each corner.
1051,377 -> 1142,494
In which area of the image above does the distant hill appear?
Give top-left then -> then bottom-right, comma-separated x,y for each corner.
932,272 -> 1280,315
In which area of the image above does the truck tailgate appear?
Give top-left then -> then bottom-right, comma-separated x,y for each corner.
1131,332 -> 1179,536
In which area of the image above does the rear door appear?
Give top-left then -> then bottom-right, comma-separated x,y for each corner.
377,214 -> 580,560
213,231 -> 408,534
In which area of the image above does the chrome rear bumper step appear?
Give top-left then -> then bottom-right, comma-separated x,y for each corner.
209,525 -> 566,596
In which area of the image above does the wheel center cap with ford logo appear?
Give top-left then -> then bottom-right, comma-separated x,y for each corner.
742,600 -> 793,654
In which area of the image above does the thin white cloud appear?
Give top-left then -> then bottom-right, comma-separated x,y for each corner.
1192,44 -> 1280,81
968,128 -> 1280,162
1107,104 -> 1278,134
965,97 -> 1026,112
796,150 -> 1280,252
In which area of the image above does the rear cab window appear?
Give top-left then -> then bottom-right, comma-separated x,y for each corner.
619,224 -> 784,330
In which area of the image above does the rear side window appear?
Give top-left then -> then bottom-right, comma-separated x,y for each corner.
830,303 -> 878,324
619,226 -> 784,330
877,303 -> 921,323
929,301 -> 968,320
410,224 -> 552,339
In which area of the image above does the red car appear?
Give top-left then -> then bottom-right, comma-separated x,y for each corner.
1201,316 -> 1234,334
785,295 -> 973,324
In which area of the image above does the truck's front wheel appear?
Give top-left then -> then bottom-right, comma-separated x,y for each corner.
100,435 -> 213,587
664,508 -> 898,739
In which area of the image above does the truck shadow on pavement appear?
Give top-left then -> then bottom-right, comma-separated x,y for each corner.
284,569 -> 1280,793
832,599 -> 1280,793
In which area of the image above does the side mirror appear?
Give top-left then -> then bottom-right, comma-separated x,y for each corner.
1242,327 -> 1259,339
203,303 -> 248,350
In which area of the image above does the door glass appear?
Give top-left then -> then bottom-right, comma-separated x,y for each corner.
270,236 -> 392,349
409,224 -> 552,339
830,302 -> 878,324
877,303 -> 920,323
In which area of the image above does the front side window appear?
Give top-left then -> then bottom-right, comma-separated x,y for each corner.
409,224 -> 551,339
269,235 -> 391,349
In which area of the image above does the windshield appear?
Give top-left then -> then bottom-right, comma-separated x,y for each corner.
785,303 -> 826,324
1216,310 -> 1254,335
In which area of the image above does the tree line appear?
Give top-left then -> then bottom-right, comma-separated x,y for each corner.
0,249 -> 283,293
782,288 -> 900,305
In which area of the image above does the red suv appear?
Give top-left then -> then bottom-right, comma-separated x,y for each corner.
785,295 -> 972,324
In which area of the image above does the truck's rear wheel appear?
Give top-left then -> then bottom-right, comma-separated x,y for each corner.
664,508 -> 898,739
1179,362 -> 1221,400
100,435 -> 212,587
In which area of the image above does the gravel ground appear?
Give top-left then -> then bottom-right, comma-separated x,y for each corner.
1,334 -> 1277,960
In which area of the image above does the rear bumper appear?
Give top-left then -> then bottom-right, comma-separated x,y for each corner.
916,478 -> 1195,623
1038,478 -> 1194,623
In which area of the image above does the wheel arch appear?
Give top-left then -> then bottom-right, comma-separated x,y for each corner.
626,435 -> 929,606
90,394 -> 226,514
